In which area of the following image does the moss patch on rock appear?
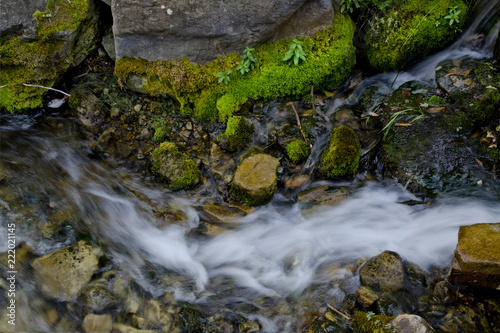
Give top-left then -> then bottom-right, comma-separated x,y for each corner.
0,0 -> 95,112
351,311 -> 396,333
319,126 -> 361,177
364,0 -> 468,71
217,116 -> 254,153
286,139 -> 311,164
114,13 -> 356,121
150,142 -> 202,191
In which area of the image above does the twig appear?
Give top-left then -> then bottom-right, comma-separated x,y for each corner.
327,303 -> 351,320
286,102 -> 309,145
22,84 -> 71,96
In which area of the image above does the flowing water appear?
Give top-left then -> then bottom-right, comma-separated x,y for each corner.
1,1 -> 500,332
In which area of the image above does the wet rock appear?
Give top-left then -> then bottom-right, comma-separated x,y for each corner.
82,314 -> 113,333
112,323 -> 157,333
436,60 -> 478,95
138,299 -> 176,330
203,204 -> 246,224
196,221 -> 230,237
72,89 -> 106,132
240,320 -> 260,332
79,283 -> 118,311
355,286 -> 379,309
433,281 -> 456,304
112,0 -> 333,64
210,159 -> 236,184
101,28 -> 116,61
296,186 -> 350,215
150,142 -> 201,191
390,314 -> 435,333
284,174 -> 310,189
230,154 -> 280,206
448,223 -> 500,289
359,251 -> 405,292
32,241 -> 102,301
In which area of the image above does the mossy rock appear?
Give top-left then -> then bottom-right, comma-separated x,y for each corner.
0,0 -> 98,112
359,251 -> 406,293
114,13 -> 356,121
150,142 -> 202,191
364,0 -> 468,72
286,139 -> 311,164
448,223 -> 500,289
319,126 -> 361,178
217,116 -> 254,153
231,154 -> 280,206
351,311 -> 396,333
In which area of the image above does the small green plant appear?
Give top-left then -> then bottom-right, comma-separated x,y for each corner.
283,39 -> 306,66
366,311 -> 375,320
444,6 -> 461,25
382,108 -> 425,140
340,0 -> 361,13
427,95 -> 444,105
217,70 -> 232,85
237,47 -> 258,74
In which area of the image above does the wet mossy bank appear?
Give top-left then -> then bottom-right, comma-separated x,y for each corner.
114,12 -> 356,122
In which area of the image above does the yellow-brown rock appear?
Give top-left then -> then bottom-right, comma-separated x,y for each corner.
230,154 -> 279,206
448,223 -> 500,289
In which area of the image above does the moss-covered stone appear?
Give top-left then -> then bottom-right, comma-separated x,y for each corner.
359,250 -> 405,292
231,154 -> 280,206
286,139 -> 311,164
448,223 -> 500,289
351,311 -> 396,333
115,13 -> 356,121
217,116 -> 254,153
364,0 -> 468,71
319,126 -> 361,178
0,0 -> 96,112
150,142 -> 202,191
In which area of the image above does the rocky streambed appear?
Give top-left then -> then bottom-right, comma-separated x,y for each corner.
1,0 -> 500,332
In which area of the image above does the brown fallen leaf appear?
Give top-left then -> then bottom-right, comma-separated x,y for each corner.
475,158 -> 484,167
444,73 -> 463,78
394,123 -> 413,127
428,107 -> 446,113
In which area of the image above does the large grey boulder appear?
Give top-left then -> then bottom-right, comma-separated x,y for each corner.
112,0 -> 335,64
0,0 -> 47,37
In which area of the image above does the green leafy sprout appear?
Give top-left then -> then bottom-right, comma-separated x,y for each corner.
340,0 -> 361,13
381,108 -> 425,140
237,47 -> 259,75
217,70 -> 232,85
283,38 -> 307,66
444,6 -> 461,25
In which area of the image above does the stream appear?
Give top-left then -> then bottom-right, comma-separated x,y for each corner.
1,1 -> 500,332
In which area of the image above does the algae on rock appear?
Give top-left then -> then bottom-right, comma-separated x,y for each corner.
217,116 -> 254,153
286,139 -> 310,164
150,142 -> 202,191
319,126 -> 361,178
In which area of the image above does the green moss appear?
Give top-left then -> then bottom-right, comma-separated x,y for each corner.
217,93 -> 249,122
319,126 -> 361,177
152,117 -> 170,142
351,311 -> 395,333
150,142 -> 202,191
448,88 -> 500,131
33,0 -> 88,38
0,0 -> 91,112
364,0 -> 468,71
217,116 -> 254,152
286,140 -> 311,164
115,12 -> 356,121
